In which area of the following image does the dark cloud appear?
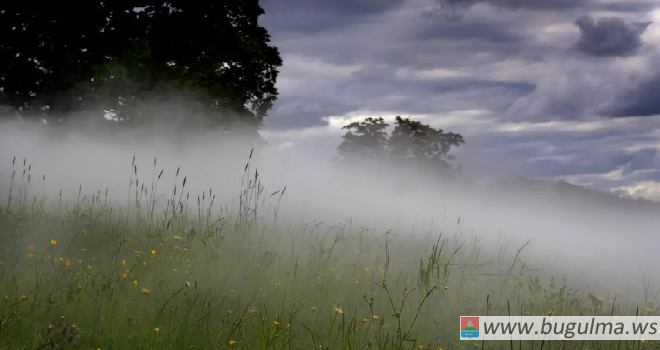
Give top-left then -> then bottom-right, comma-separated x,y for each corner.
262,0 -> 405,15
427,0 -> 588,20
589,1 -> 660,14
260,0 -> 405,34
569,15 -> 652,57
602,72 -> 660,117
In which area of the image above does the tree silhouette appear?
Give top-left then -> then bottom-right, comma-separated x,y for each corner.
389,116 -> 465,173
0,1 -> 282,135
336,116 -> 465,180
337,117 -> 390,163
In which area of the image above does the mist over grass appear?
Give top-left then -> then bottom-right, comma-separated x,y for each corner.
1,114 -> 659,348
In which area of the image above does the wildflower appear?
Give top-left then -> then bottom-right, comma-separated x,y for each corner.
122,260 -> 126,267
21,294 -> 27,300
183,248 -> 188,253
362,318 -> 369,323
154,327 -> 159,333
50,239 -> 58,245
641,339 -> 646,343
311,306 -> 317,312
172,269 -> 178,273
142,262 -> 147,266
229,340 -> 237,346
418,345 -> 425,349
444,286 -> 448,290
334,307 -> 344,314
27,253 -> 34,259
133,280 -> 138,286
142,288 -> 151,295
372,315 -> 379,319
646,308 -> 655,312
355,279 -> 359,284
225,309 -> 233,314
185,281 -> 191,288
82,229 -> 87,234
173,235 -> 182,240
122,273 -> 128,279
65,260 -> 71,266
151,249 -> 156,256
438,347 -> 443,350
249,308 -> 257,314
273,320 -> 279,326
81,248 -> 87,252
364,267 -> 371,273
87,265 -> 92,270
58,257 -> 64,262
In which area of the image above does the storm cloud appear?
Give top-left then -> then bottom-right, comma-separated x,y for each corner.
570,15 -> 652,57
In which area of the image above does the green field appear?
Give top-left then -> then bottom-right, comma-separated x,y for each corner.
0,158 -> 657,349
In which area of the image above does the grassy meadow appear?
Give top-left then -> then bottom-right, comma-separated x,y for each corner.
0,156 -> 658,350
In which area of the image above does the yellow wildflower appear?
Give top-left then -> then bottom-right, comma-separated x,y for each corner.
229,340 -> 236,346
334,307 -> 344,314
154,327 -> 159,333
151,249 -> 156,256
27,253 -> 34,259
122,260 -> 126,267
273,320 -> 279,326
50,239 -> 57,245
141,288 -> 151,295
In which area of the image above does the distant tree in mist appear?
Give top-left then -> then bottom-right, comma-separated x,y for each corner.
336,117 -> 390,163
335,116 -> 465,180
0,1 -> 282,138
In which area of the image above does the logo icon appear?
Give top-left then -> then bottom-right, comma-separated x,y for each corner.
461,317 -> 479,338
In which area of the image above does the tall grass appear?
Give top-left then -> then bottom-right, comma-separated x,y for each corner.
0,154 -> 657,349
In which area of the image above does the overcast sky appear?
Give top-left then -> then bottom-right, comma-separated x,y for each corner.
256,0 -> 660,199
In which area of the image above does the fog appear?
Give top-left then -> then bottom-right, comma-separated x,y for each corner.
1,112 -> 659,301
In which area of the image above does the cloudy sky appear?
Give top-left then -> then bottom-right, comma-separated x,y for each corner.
256,0 -> 660,199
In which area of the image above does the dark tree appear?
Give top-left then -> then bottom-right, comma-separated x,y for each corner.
389,116 -> 465,173
336,117 -> 390,163
0,2 -> 282,135
336,116 -> 465,180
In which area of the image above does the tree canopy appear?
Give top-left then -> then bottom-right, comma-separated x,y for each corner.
336,116 -> 465,180
0,1 -> 282,134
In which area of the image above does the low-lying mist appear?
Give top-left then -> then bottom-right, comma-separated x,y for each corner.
1,114 -> 658,302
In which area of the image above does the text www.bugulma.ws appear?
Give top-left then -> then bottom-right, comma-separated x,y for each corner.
483,318 -> 659,339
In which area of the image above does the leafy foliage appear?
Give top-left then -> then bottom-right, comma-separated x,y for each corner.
336,116 -> 465,178
0,1 -> 282,132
